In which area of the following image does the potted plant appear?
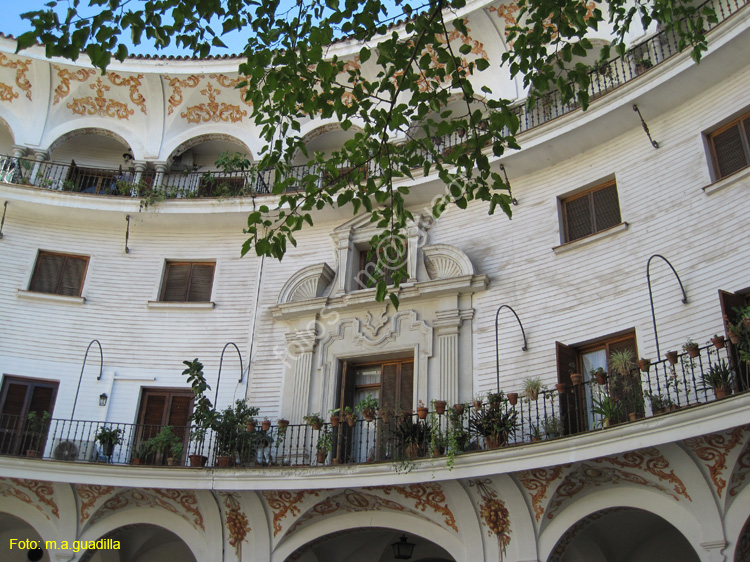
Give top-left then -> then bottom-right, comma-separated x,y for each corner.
634,57 -> 653,74
506,392 -> 519,406
277,418 -> 290,429
444,407 -> 469,469
95,426 -> 124,459
637,358 -> 651,373
710,334 -> 726,350
665,350 -> 679,365
391,415 -> 432,460
316,428 -> 332,464
543,416 -> 564,439
303,413 -> 324,430
182,358 -> 218,465
187,428 -> 208,467
486,390 -> 505,409
683,338 -> 700,358
699,360 -> 734,399
343,406 -> 356,426
433,399 -> 447,415
131,441 -> 150,465
356,397 -> 378,422
591,396 -> 623,428
328,408 -> 341,427
473,392 -> 484,411
145,425 -> 182,466
25,411 -> 50,457
568,363 -> 583,386
262,417 -> 272,431
589,367 -> 607,385
555,383 -> 567,395
430,428 -> 446,457
213,400 -> 260,467
529,424 -> 542,442
645,391 -> 673,415
416,400 -> 428,420
469,407 -> 518,449
452,403 -> 465,416
523,377 -> 543,401
609,349 -> 635,377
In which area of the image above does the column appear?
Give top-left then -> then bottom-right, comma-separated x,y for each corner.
433,309 -> 462,406
286,329 -> 317,424
153,163 -> 167,190
29,150 -> 48,186
132,161 -> 147,194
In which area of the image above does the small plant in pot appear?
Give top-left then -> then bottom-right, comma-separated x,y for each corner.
433,399 -> 447,415
469,407 -> 517,449
356,396 -> 379,422
710,334 -> 726,350
543,416 -> 564,439
523,377 -> 543,401
568,363 -> 583,386
391,415 -> 432,462
590,367 -> 608,385
25,411 -> 50,457
637,358 -> 651,373
473,392 -> 484,411
343,406 -> 356,426
146,425 -> 182,466
486,390 -> 505,409
445,407 -> 469,469
131,441 -> 150,465
699,360 -> 734,399
591,396 -> 623,428
416,400 -> 428,419
328,408 -> 341,427
683,338 -> 700,358
645,391 -> 673,415
95,426 -> 124,459
303,413 -> 325,430
316,428 -> 332,464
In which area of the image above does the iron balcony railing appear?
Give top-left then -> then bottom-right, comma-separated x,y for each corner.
0,0 -> 744,202
2,340 -> 745,469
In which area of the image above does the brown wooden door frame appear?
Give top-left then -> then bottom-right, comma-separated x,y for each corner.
135,387 -> 194,464
0,375 -> 59,455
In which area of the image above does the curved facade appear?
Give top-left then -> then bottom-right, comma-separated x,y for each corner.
0,1 -> 749,561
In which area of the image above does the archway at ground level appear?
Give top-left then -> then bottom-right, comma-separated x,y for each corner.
79,523 -> 197,562
736,514 -> 750,562
548,507 -> 700,562
284,527 -> 455,562
0,512 -> 50,562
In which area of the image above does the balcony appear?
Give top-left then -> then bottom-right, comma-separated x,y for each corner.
3,341 -> 746,472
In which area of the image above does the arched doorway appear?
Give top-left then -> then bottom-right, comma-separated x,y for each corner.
0,512 -> 49,562
548,507 -> 700,562
79,523 -> 197,562
736,514 -> 750,562
284,527 -> 455,562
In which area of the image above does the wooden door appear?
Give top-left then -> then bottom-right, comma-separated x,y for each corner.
0,376 -> 58,455
136,388 -> 193,464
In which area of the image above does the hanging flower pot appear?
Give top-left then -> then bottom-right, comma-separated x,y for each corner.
473,400 -> 483,411
570,373 -> 583,386
416,407 -> 428,420
246,421 -> 256,432
329,415 -> 340,427
346,415 -> 356,427
684,343 -> 700,358
507,393 -> 518,406
665,351 -> 679,365
361,408 -> 375,422
453,404 -> 465,416
594,371 -> 608,385
434,400 -> 447,415
638,359 -> 651,373
278,419 -> 289,429
556,383 -> 567,394
711,335 -> 726,349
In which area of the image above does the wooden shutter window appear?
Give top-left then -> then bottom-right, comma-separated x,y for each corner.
161,262 -> 215,302
29,252 -> 88,296
562,181 -> 621,243
711,114 -> 750,179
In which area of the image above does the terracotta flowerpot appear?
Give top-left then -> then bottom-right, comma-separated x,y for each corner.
167,457 -> 178,466
728,330 -> 741,344
595,371 -> 608,385
570,373 -> 583,386
189,454 -> 208,467
527,389 -> 539,401
332,458 -> 340,465
484,433 -> 506,449
711,336 -> 726,350
216,455 -> 233,467
628,412 -> 638,422
638,360 -> 651,373
362,409 -> 375,422
416,407 -> 428,420
311,421 -> 323,431
261,420 -> 271,431
715,387 -> 726,399
26,449 -> 40,458
666,351 -> 679,365
246,421 -> 256,432
278,419 -> 289,429
346,415 -> 356,427
556,383 -> 567,394
434,400 -> 447,415
330,416 -> 340,427
473,400 -> 483,411
132,458 -> 143,465
317,450 -> 326,464
507,393 -> 518,406
453,404 -> 465,416
685,344 -> 700,358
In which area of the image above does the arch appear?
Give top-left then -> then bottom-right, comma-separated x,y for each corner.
46,126 -> 134,156
422,244 -> 475,279
164,132 -> 254,164
0,114 -> 16,154
0,512 -> 50,562
725,483 -> 750,562
0,509 -> 58,560
271,512 -> 467,562
0,107 -> 24,149
77,523 -> 198,562
277,263 -> 335,304
538,487 -> 707,562
293,122 -> 365,164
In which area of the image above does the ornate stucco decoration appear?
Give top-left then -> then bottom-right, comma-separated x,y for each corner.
53,65 -> 96,104
180,81 -> 248,123
467,479 -> 511,548
276,263 -> 335,304
422,243 -> 475,279
86,488 -> 205,530
108,72 -> 147,114
0,478 -> 59,521
684,426 -> 747,498
516,466 -> 566,522
0,53 -> 32,101
261,490 -> 325,537
219,492 -> 251,557
75,484 -> 115,524
210,73 -> 253,107
367,483 -> 458,532
67,77 -> 135,120
164,74 -> 201,114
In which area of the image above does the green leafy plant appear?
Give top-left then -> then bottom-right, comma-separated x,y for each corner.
542,416 -> 564,439
303,413 -> 325,427
145,425 -> 183,462
25,411 -> 51,452
699,360 -> 734,391
522,377 -> 543,401
609,349 -> 635,377
469,407 -> 518,446
316,428 -> 332,454
591,396 -> 624,428
355,396 -> 379,418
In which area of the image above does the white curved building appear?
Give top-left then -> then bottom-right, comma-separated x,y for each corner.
0,1 -> 749,561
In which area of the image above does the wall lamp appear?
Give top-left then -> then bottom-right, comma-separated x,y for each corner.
99,393 -> 108,406
391,535 -> 416,560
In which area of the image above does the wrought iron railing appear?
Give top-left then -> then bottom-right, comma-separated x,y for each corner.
0,0 -> 744,202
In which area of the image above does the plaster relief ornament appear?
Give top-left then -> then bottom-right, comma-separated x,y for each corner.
181,82 -> 248,123
220,492 -> 251,558
0,478 -> 59,520
67,77 -> 135,120
0,54 -> 33,101
468,479 -> 512,552
364,306 -> 390,338
684,426 -> 747,498
53,65 -> 96,104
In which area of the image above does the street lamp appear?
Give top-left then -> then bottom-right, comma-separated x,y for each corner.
391,534 -> 415,560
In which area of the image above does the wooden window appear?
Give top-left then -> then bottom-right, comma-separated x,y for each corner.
0,376 -> 58,455
557,332 -> 639,433
161,262 -> 215,302
29,251 -> 88,296
710,112 -> 750,179
562,180 -> 621,243
136,388 -> 194,464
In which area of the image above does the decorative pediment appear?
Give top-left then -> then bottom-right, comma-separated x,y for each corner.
277,263 -> 334,304
422,244 -> 475,279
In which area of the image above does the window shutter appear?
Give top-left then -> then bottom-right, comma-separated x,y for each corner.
58,256 -> 86,296
719,289 -> 748,392
30,253 -> 65,293
593,183 -> 621,231
380,363 -> 398,414
713,124 -> 748,178
556,341 -> 582,435
187,264 -> 214,302
398,362 -> 414,413
565,196 -> 592,242
163,264 -> 190,301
